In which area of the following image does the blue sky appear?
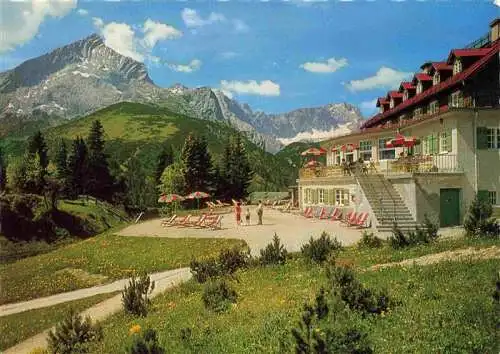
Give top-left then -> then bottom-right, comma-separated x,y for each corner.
1,1 -> 498,118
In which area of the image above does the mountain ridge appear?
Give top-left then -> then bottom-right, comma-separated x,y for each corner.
0,33 -> 363,151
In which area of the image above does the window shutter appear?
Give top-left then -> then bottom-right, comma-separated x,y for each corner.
445,132 -> 452,152
476,127 -> 488,150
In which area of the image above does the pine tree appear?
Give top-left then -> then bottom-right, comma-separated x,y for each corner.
155,143 -> 174,186
67,137 -> 88,199
222,133 -> 252,200
0,147 -> 6,192
27,130 -> 48,170
87,120 -> 114,201
55,139 -> 69,180
181,134 -> 212,193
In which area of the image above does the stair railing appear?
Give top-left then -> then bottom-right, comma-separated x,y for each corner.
353,168 -> 386,225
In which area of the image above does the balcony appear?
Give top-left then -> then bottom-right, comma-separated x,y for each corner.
382,154 -> 462,175
299,165 -> 347,180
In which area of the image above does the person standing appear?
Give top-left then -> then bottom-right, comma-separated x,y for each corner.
245,208 -> 251,226
235,202 -> 242,226
257,200 -> 263,225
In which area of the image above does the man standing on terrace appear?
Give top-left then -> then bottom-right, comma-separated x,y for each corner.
257,200 -> 263,225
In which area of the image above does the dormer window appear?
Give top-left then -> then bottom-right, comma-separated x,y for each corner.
433,72 -> 440,85
416,82 -> 423,94
390,98 -> 395,109
453,58 -> 462,74
403,91 -> 408,101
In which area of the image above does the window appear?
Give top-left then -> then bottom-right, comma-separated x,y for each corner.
477,127 -> 500,149
403,91 -> 408,101
359,140 -> 372,161
423,134 -> 438,155
414,108 -> 423,118
429,100 -> 439,115
488,191 -> 497,205
318,189 -> 325,204
389,98 -> 394,109
449,90 -> 463,108
433,72 -> 440,85
439,131 -> 451,153
416,82 -> 423,94
453,58 -> 462,74
378,138 -> 395,160
304,189 -> 311,204
335,189 -> 350,206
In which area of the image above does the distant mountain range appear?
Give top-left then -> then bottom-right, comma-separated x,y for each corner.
0,34 -> 363,152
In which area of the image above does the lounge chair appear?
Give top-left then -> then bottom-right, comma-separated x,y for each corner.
319,207 -> 334,219
303,207 -> 313,218
182,214 -> 206,227
172,214 -> 192,226
216,200 -> 230,207
353,212 -> 369,228
313,207 -> 324,218
161,215 -> 176,227
330,208 -> 342,221
201,215 -> 223,230
341,211 -> 357,225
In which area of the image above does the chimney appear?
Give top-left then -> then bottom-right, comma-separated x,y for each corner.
491,18 -> 500,42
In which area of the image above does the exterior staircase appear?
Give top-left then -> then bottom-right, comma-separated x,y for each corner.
356,173 -> 419,232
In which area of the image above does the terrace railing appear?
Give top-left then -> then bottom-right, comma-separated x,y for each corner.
299,165 -> 345,179
381,154 -> 462,175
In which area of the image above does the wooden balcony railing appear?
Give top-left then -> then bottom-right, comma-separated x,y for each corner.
383,154 -> 462,174
299,166 -> 345,179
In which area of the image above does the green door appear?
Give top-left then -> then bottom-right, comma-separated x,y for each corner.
440,188 -> 461,227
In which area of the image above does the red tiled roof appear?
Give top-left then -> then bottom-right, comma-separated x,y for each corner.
376,97 -> 389,107
399,82 -> 415,91
361,40 -> 499,129
446,47 -> 491,64
387,91 -> 403,99
413,73 -> 433,82
431,62 -> 453,71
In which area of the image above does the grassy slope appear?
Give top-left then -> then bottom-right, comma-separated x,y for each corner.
1,102 -> 295,192
87,238 -> 499,353
0,231 -> 246,304
0,197 -> 129,263
0,292 -> 118,351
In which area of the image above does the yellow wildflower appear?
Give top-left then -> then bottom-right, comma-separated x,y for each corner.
129,324 -> 141,335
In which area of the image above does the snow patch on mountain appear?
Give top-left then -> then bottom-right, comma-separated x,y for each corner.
277,123 -> 355,146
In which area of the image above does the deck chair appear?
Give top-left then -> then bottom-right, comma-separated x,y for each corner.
216,200 -> 230,207
313,207 -> 324,218
161,215 -> 177,227
202,215 -> 223,230
303,207 -> 313,218
330,208 -> 342,221
354,212 -> 369,228
341,211 -> 357,225
182,214 -> 206,227
320,207 -> 334,219
173,214 -> 192,226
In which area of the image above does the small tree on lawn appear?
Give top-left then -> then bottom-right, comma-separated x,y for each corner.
464,193 -> 499,237
86,120 -> 114,201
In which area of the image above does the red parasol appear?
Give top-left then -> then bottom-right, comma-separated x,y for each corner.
185,191 -> 211,209
300,147 -> 327,157
386,134 -> 420,148
304,160 -> 324,168
341,144 -> 358,152
158,194 -> 185,203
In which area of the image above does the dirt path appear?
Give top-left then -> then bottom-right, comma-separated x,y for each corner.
367,246 -> 500,271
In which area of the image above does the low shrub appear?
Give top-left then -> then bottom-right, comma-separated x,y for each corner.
202,279 -> 238,313
290,288 -> 373,353
260,233 -> 287,265
357,231 -> 383,249
327,264 -> 390,316
388,223 -> 410,249
390,217 -> 440,249
122,274 -> 155,317
47,309 -> 103,354
190,247 -> 249,283
301,232 -> 343,263
190,258 -> 221,283
464,194 -> 500,238
126,327 -> 165,354
218,247 -> 249,276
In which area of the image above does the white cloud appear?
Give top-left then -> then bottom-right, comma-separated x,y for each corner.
220,80 -> 280,96
300,57 -> 348,73
101,22 -> 144,61
168,59 -> 202,73
77,8 -> 88,16
0,0 -> 77,53
92,17 -> 182,63
494,0 -> 500,6
142,18 -> 182,49
181,8 -> 225,28
345,66 -> 413,92
92,17 -> 104,29
233,19 -> 249,32
220,89 -> 233,99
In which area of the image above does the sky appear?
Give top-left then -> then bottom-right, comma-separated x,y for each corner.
0,0 -> 498,118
